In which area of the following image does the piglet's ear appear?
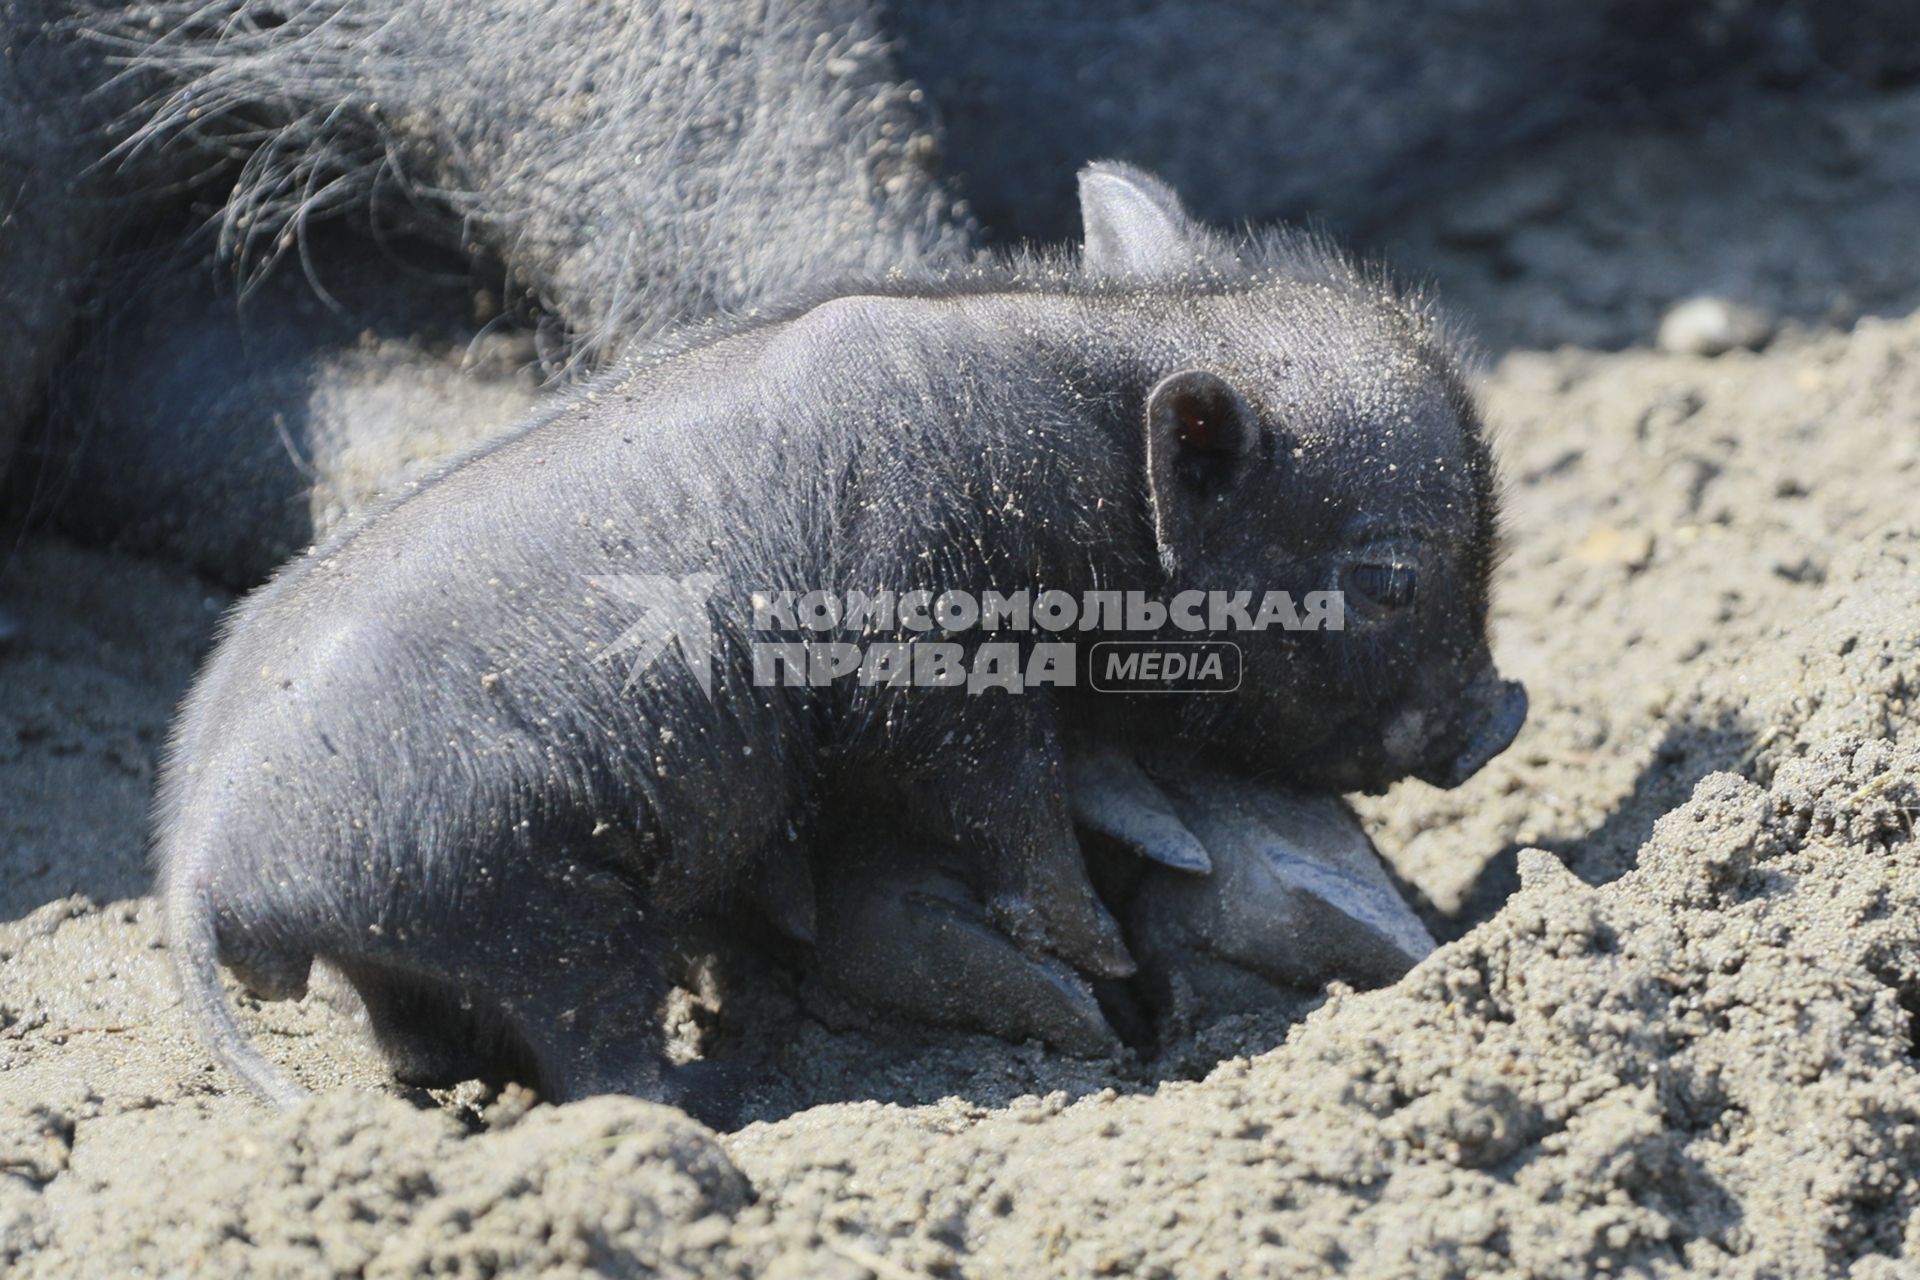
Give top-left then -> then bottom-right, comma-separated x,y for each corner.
1079,162 -> 1208,280
1145,369 -> 1260,577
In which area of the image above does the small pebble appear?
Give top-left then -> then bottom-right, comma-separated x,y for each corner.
1657,297 -> 1776,357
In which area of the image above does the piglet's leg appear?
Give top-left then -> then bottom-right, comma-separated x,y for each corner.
327,848 -> 672,1107
813,848 -> 1120,1055
914,698 -> 1135,980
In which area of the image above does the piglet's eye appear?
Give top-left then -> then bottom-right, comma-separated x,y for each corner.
1345,562 -> 1418,610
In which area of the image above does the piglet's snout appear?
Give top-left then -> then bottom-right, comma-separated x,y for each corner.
1415,674 -> 1528,790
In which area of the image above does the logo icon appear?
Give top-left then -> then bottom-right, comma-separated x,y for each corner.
590,573 -> 722,697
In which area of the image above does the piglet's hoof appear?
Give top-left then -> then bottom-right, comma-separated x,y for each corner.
1122,767 -> 1436,993
813,860 -> 1121,1057
1068,744 -> 1213,874
1070,750 -> 1434,994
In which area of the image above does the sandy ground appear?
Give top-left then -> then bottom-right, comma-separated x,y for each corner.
6,84 -> 1920,1277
